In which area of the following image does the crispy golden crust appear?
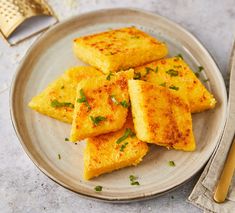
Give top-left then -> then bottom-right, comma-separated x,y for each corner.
134,57 -> 216,113
73,27 -> 168,73
84,112 -> 148,180
28,66 -> 103,123
128,80 -> 196,151
69,69 -> 134,142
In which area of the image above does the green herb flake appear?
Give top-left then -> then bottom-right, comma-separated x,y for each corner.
159,82 -> 166,87
129,175 -> 140,186
168,160 -> 175,167
94,185 -> 102,192
134,72 -> 141,80
110,95 -> 119,105
145,67 -> 154,75
116,128 -> 135,144
58,154 -> 61,160
65,138 -> 69,141
61,85 -> 65,89
120,100 -> 129,108
51,100 -> 74,108
198,66 -> 204,72
120,142 -> 129,152
155,67 -> 159,73
166,69 -> 178,77
195,72 -> 200,78
203,79 -> 209,82
176,54 -> 183,59
169,85 -> 179,91
106,72 -> 114,80
90,116 -> 106,126
77,89 -> 91,110
131,181 -> 140,186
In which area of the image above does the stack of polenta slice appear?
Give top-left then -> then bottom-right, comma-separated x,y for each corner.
29,27 -> 216,180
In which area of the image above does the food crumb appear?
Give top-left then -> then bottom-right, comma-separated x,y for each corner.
168,160 -> 175,167
94,185 -> 102,192
58,154 -> 61,160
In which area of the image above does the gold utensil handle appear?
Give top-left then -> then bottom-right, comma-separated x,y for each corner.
214,137 -> 235,203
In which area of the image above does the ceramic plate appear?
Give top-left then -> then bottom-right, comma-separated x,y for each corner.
10,8 -> 227,202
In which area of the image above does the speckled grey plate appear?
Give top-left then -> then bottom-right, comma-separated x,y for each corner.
10,8 -> 227,202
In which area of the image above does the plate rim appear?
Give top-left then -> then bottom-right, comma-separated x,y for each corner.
10,7 -> 228,202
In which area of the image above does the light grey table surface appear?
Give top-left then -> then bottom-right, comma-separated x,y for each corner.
0,0 -> 234,213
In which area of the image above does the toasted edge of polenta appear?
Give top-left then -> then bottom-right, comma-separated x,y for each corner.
83,113 -> 149,180
133,57 -> 216,113
128,80 -> 196,152
28,66 -> 103,123
69,69 -> 134,142
73,26 -> 168,73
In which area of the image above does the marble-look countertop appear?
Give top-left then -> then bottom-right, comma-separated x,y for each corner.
0,0 -> 234,212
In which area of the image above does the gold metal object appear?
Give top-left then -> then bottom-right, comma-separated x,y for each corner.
214,41 -> 235,203
0,0 -> 57,44
214,137 -> 235,203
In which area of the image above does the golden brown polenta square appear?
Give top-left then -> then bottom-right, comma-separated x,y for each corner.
128,80 -> 196,151
69,69 -> 134,142
28,66 -> 103,123
73,27 -> 168,73
134,57 -> 216,113
84,113 -> 148,180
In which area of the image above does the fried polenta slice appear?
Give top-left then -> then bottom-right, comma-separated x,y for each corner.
70,69 -> 134,141
128,80 -> 195,151
28,66 -> 103,123
84,113 -> 148,180
134,57 -> 216,113
73,27 -> 168,73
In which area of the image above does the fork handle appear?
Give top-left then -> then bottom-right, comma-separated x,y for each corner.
214,137 -> 235,203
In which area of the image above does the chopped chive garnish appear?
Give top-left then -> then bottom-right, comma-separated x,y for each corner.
169,85 -> 179,91
129,175 -> 140,186
51,100 -> 74,108
159,82 -> 166,87
131,181 -> 140,185
65,138 -> 69,141
166,69 -> 178,77
129,175 -> 137,182
90,116 -> 106,126
106,72 -> 114,80
195,72 -> 200,78
120,142 -> 128,152
120,100 -> 129,108
155,67 -> 159,73
134,72 -> 141,80
94,185 -> 102,192
77,89 -> 91,110
145,67 -> 154,75
110,95 -> 119,105
203,79 -> 209,82
110,95 -> 129,108
116,128 -> 135,144
58,154 -> 61,160
168,161 -> 175,167
198,66 -> 204,72
176,54 -> 183,59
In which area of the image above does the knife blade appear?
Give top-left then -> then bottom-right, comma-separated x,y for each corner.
214,41 -> 235,203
